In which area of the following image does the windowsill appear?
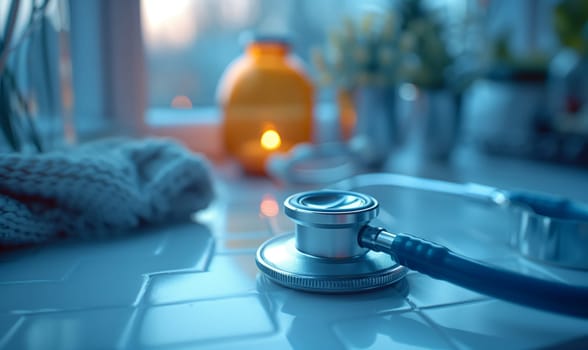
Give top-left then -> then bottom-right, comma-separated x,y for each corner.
145,107 -> 224,159
144,102 -> 341,160
146,107 -> 220,126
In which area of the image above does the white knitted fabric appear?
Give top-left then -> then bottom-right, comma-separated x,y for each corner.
0,138 -> 214,245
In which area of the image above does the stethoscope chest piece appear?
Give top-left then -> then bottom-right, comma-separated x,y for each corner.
256,190 -> 407,293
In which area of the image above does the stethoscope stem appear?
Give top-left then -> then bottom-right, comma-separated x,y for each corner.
359,226 -> 588,318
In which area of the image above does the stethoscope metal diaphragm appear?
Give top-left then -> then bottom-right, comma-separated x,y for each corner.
255,190 -> 407,293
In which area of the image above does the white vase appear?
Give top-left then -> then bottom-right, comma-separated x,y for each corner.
396,87 -> 460,160
463,74 -> 547,154
349,86 -> 398,168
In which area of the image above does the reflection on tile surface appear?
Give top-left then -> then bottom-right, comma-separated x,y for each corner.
225,210 -> 268,233
423,300 -> 588,350
0,246 -> 79,284
0,314 -> 20,347
147,254 -> 258,304
406,274 -> 487,309
253,277 -> 413,349
0,277 -> 145,313
215,236 -> 269,254
2,308 -> 133,350
0,222 -> 214,313
136,295 -> 275,347
175,333 -> 295,350
334,312 -> 453,350
256,275 -> 412,316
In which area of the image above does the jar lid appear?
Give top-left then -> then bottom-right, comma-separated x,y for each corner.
239,31 -> 290,47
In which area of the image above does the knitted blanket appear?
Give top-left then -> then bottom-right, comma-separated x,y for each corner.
0,138 -> 214,245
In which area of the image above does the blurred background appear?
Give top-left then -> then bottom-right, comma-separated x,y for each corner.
1,0 -> 587,175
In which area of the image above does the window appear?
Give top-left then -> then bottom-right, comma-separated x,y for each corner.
140,0 -> 405,110
68,0 -> 478,156
133,0 -> 482,157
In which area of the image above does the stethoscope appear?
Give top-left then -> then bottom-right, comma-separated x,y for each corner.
256,175 -> 588,318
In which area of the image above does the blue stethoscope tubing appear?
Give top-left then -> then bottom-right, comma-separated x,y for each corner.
360,226 -> 588,318
329,173 -> 588,318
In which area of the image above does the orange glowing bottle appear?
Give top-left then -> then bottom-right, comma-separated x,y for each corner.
218,36 -> 314,175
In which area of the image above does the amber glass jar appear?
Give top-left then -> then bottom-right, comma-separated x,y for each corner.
218,38 -> 314,174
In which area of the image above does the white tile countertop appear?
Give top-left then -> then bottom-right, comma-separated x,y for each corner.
1,149 -> 588,349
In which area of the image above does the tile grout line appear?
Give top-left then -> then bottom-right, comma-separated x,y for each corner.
141,291 -> 262,308
0,259 -> 82,286
132,275 -> 152,307
414,297 -> 491,312
202,238 -> 217,272
404,297 -> 461,350
0,316 -> 24,349
116,307 -> 141,350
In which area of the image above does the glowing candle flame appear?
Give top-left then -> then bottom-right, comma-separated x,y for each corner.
260,129 -> 281,150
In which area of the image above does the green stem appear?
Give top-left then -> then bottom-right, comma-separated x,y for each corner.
4,69 -> 43,152
0,0 -> 21,76
0,73 -> 22,151
39,11 -> 57,149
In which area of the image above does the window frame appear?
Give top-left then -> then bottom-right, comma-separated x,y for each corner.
69,0 -> 223,157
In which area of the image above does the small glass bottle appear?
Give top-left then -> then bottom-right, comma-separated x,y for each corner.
218,37 -> 314,175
